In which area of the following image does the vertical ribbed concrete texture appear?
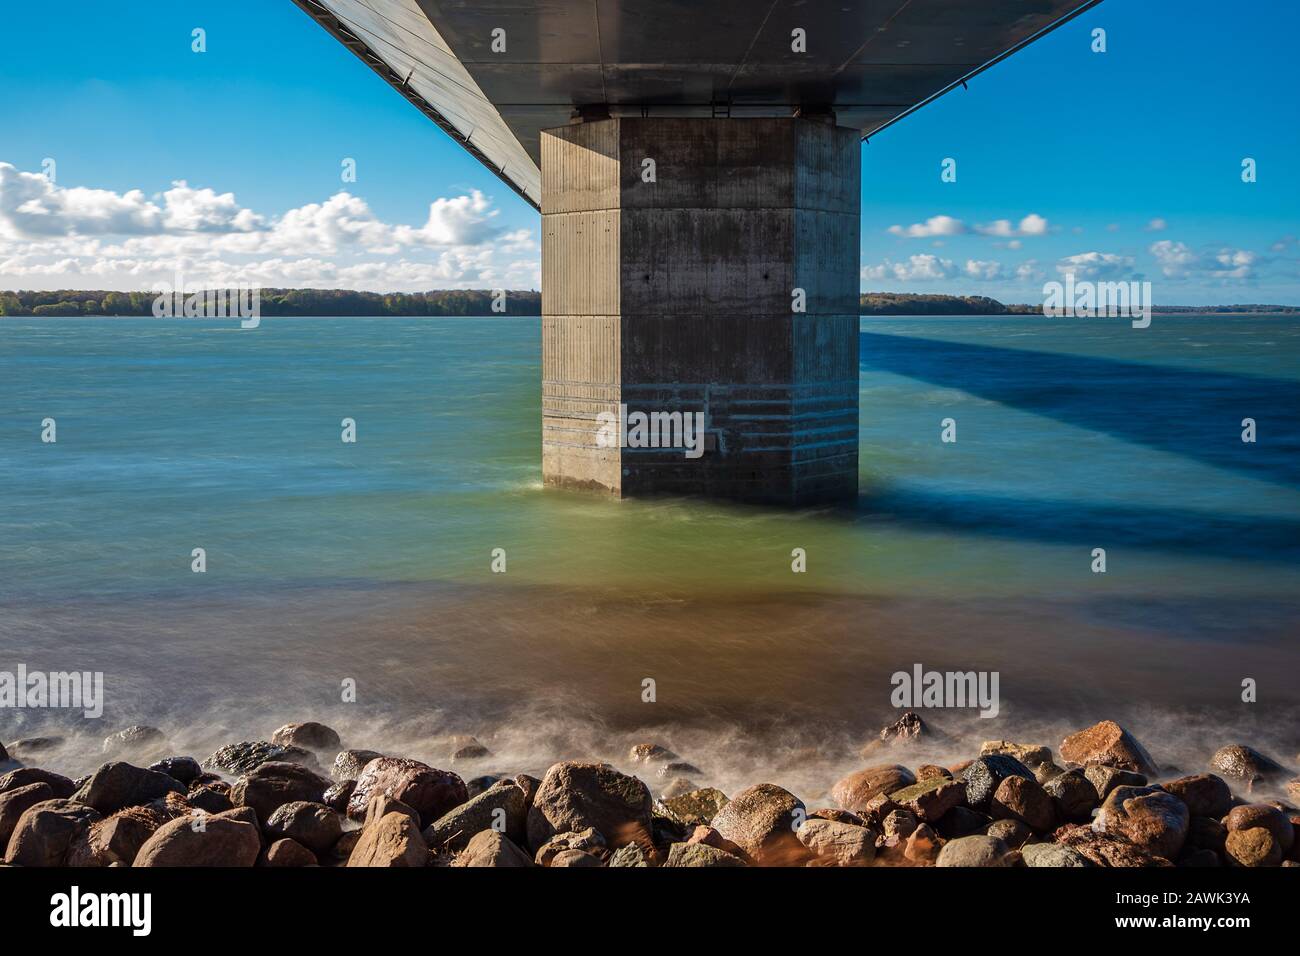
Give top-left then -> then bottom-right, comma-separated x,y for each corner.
542,117 -> 860,505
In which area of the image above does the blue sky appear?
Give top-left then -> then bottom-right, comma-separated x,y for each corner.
0,0 -> 1296,304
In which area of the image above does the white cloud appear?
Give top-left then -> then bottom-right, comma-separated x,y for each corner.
975,213 -> 1050,238
0,162 -> 532,291
1145,217 -> 1168,231
862,253 -> 957,282
888,215 -> 965,238
1055,251 -> 1136,280
1149,239 -> 1257,280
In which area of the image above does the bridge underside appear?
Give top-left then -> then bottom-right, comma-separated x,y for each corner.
295,0 -> 1098,504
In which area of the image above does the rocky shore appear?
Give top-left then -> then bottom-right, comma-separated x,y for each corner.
1,717 -> 1298,868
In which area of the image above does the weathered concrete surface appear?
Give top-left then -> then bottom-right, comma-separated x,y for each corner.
541,117 -> 859,505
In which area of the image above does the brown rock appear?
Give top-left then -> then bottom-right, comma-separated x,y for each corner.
133,807 -> 261,867
1224,827 -> 1283,867
935,834 -> 1016,867
882,808 -> 918,840
1210,745 -> 1289,789
1059,720 -> 1158,777
549,848 -> 603,867
831,764 -> 916,812
0,782 -> 53,848
347,757 -> 466,829
796,818 -> 876,866
323,779 -> 355,814
663,842 -> 747,867
264,801 -> 342,855
1084,765 -> 1147,801
0,767 -> 75,799
3,798 -> 101,866
686,824 -> 744,857
454,829 -> 532,867
271,722 -> 340,752
1093,786 -> 1189,861
534,826 -> 606,865
1162,774 -> 1233,819
711,783 -> 808,866
262,837 -> 317,866
627,743 -> 675,764
72,761 -> 186,814
231,760 -> 329,823
915,764 -> 952,782
1044,769 -> 1098,822
346,808 -> 427,867
889,777 -> 966,823
904,822 -> 942,865
1052,823 -> 1174,867
525,761 -> 653,851
1224,804 -> 1294,853
808,807 -> 866,826
990,775 -> 1056,833
92,807 -> 171,866
984,818 -> 1032,848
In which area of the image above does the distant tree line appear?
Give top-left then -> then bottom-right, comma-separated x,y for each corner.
2,288 -> 1293,317
858,292 -> 1297,315
0,288 -> 543,317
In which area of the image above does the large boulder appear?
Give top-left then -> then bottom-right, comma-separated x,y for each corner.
231,761 -> 330,823
424,780 -> 527,853
831,765 -> 915,812
454,830 -> 532,867
148,756 -> 203,786
133,807 -> 261,866
1059,720 -> 1158,777
1053,823 -> 1174,867
264,801 -> 343,855
1224,804 -> 1294,853
0,767 -> 76,798
710,783 -> 807,866
271,722 -> 341,752
205,741 -> 319,776
1044,769 -> 1099,822
1210,745 -> 1289,789
1093,786 -> 1188,861
935,834 -> 1016,867
3,799 -> 103,867
1163,774 -> 1233,819
346,806 -> 428,867
1224,827 -> 1283,867
796,819 -> 876,866
0,782 -> 54,848
526,761 -> 653,851
962,755 -> 1034,812
347,757 -> 467,829
990,775 -> 1056,833
889,777 -> 966,823
87,806 -> 173,866
72,762 -> 186,814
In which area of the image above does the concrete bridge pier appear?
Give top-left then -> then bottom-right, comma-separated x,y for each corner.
541,117 -> 860,505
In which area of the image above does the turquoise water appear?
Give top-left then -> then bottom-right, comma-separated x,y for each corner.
2,315 -> 1298,788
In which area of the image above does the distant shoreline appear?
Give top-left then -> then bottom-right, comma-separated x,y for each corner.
1,288 -> 1296,318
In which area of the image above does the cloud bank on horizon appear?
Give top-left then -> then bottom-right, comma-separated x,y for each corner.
0,162 -> 540,293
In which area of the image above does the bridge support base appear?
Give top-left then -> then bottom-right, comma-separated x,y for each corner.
541,117 -> 860,505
